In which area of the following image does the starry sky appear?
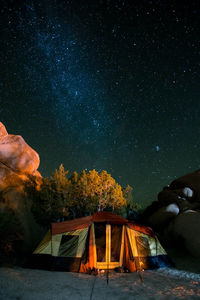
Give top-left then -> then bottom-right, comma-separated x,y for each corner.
0,0 -> 199,207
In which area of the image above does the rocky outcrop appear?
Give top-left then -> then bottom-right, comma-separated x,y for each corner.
143,170 -> 200,257
0,122 -> 43,255
0,122 -> 42,208
166,211 -> 200,257
0,122 -> 8,139
0,124 -> 41,187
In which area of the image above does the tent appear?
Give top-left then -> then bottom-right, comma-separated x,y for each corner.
32,211 -> 172,273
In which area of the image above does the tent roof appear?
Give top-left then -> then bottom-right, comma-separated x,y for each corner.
92,211 -> 128,224
51,211 -> 154,236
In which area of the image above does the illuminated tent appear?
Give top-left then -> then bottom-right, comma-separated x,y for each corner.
32,211 -> 172,272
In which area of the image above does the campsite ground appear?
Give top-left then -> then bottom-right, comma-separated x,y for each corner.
1,254 -> 200,300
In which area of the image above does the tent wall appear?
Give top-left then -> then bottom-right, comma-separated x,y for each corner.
125,227 -> 171,270
33,230 -> 51,255
80,224 -> 96,272
33,228 -> 88,257
57,228 -> 88,257
32,227 -> 90,272
123,227 -> 137,272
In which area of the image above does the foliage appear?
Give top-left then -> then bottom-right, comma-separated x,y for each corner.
69,169 -> 126,217
26,164 -> 141,226
123,185 -> 141,212
27,165 -> 72,227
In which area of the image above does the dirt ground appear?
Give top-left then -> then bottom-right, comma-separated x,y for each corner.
0,265 -> 200,300
1,248 -> 200,300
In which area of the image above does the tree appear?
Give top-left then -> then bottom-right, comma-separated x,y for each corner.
68,169 -> 126,216
28,165 -> 73,227
123,185 -> 141,219
97,170 -> 126,210
26,165 -> 140,226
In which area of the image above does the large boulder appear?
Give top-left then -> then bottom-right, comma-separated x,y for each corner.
143,170 -> 200,257
0,123 -> 40,187
0,122 -> 8,139
168,211 -> 200,257
0,122 -> 42,205
0,122 -> 43,256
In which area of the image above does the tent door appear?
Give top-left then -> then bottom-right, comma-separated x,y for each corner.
95,224 -> 124,269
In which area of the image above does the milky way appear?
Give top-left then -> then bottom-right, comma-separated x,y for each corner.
0,0 -> 199,206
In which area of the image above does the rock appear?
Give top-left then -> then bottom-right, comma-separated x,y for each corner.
170,170 -> 200,201
0,122 -> 8,139
169,211 -> 200,257
0,134 -> 40,178
143,170 -> 200,257
0,122 -> 43,254
0,125 -> 42,190
0,122 -> 41,189
147,204 -> 179,231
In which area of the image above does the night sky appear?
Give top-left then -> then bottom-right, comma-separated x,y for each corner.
0,0 -> 199,207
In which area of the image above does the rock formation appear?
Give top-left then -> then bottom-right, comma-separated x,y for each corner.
0,122 -> 44,256
143,170 -> 200,257
0,122 -> 8,139
0,123 -> 41,183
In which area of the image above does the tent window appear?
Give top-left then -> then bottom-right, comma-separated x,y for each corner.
95,223 -> 106,262
58,235 -> 79,257
111,225 -> 122,262
136,236 -> 150,257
